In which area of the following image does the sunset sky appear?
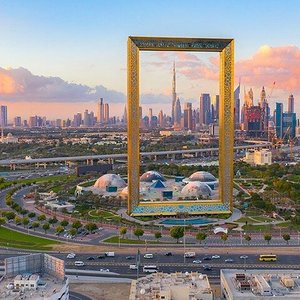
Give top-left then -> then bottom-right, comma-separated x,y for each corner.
1,0 -> 300,120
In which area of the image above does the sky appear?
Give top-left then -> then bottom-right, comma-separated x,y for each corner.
0,0 -> 300,120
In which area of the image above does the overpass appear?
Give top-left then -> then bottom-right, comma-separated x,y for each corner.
1,143 -> 272,169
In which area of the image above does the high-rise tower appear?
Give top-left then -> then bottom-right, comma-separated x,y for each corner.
171,62 -> 176,125
288,94 -> 294,113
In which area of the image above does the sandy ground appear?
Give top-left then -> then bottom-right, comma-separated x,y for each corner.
70,283 -> 131,300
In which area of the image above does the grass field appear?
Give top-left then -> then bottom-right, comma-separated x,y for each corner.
103,236 -> 181,244
0,227 -> 60,250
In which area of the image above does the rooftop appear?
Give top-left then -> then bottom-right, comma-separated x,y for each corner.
129,272 -> 213,300
0,273 -> 67,300
221,269 -> 300,299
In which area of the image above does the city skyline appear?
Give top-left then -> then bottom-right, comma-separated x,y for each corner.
1,1 -> 300,118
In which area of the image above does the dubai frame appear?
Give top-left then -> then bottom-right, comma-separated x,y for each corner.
127,36 -> 234,216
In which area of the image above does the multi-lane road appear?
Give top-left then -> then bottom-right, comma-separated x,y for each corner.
1,250 -> 300,280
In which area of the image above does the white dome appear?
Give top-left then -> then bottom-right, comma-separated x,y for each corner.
140,171 -> 166,182
94,174 -> 126,189
181,182 -> 212,197
188,171 -> 217,182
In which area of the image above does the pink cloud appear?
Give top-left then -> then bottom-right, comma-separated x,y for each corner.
236,45 -> 300,91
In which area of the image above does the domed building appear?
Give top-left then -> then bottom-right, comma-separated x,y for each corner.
94,174 -> 126,189
140,171 -> 166,183
183,171 -> 218,189
181,182 -> 212,197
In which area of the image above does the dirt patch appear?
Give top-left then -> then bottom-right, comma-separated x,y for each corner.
70,283 -> 131,300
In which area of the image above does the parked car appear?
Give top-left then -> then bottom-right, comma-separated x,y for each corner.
212,255 -> 221,259
87,256 -> 95,260
225,258 -> 234,263
165,252 -> 172,256
192,260 -> 202,264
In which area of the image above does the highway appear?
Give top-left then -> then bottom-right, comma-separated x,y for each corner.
0,143 -> 271,165
1,251 -> 300,280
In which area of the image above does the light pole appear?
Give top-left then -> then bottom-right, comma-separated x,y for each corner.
183,219 -> 186,264
136,249 -> 140,279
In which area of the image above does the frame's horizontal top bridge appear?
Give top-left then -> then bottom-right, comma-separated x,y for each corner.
129,36 -> 233,52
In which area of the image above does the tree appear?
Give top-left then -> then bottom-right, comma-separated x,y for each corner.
4,211 -> 16,220
42,223 -> 50,234
119,227 -> 127,239
244,234 -> 252,244
221,233 -> 228,244
264,233 -> 272,244
170,226 -> 184,243
84,222 -> 98,233
20,209 -> 28,216
69,227 -> 77,237
22,217 -> 30,228
49,217 -> 58,227
0,217 -> 6,227
32,221 -> 40,231
72,220 -> 82,230
282,233 -> 290,244
134,228 -> 144,240
154,231 -> 162,241
38,214 -> 46,222
55,225 -> 64,236
60,220 -> 69,228
28,212 -> 36,218
14,216 -> 22,224
196,232 -> 207,244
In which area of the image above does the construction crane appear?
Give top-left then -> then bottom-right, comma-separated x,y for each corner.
273,126 -> 291,160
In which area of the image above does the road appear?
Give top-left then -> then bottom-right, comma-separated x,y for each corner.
1,250 -> 300,280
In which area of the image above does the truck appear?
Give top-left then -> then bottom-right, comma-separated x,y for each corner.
184,252 -> 196,258
105,252 -> 115,257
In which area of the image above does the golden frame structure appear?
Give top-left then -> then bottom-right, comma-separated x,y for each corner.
127,36 -> 234,216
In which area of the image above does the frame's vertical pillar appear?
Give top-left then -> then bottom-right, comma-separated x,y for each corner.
219,40 -> 234,210
127,38 -> 140,214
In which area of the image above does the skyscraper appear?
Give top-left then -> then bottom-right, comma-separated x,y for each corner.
171,62 -> 176,125
275,102 -> 283,138
0,106 -> 8,127
211,95 -> 220,123
183,102 -> 193,130
288,94 -> 294,113
174,98 -> 182,125
13,117 -> 22,127
104,103 -> 109,124
199,93 -> 211,126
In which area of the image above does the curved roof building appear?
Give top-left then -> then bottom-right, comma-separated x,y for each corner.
140,171 -> 166,183
94,174 -> 126,189
181,182 -> 212,197
183,171 -> 218,190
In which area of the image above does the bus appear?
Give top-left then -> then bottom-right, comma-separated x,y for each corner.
143,265 -> 158,273
259,254 -> 277,262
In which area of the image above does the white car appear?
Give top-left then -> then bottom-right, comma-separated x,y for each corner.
192,260 -> 202,264
212,255 -> 221,259
99,268 -> 110,272
240,255 -> 248,259
67,253 -> 76,259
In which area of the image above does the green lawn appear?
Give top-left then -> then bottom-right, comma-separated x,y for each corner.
0,227 -> 60,250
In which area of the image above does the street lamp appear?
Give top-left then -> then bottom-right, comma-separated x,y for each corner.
183,219 -> 186,264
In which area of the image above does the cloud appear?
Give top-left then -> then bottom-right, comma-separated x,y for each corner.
0,66 -> 171,105
236,45 -> 300,91
0,67 -> 125,103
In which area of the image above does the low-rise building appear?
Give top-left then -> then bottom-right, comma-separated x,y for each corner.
0,253 -> 69,300
221,269 -> 300,299
129,272 -> 213,300
243,149 -> 272,165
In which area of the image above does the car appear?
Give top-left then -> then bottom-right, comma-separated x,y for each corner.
99,268 -> 110,272
67,253 -> 76,259
144,254 -> 153,259
203,265 -> 212,271
240,255 -> 248,259
203,256 -> 212,261
97,254 -> 106,259
165,252 -> 172,256
126,256 -> 135,260
212,255 -> 221,259
87,256 -> 95,260
192,260 -> 202,264
225,258 -> 234,263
